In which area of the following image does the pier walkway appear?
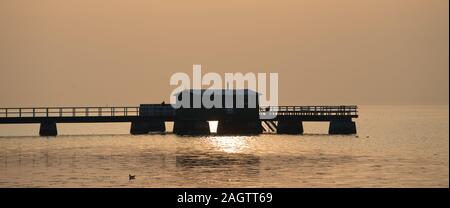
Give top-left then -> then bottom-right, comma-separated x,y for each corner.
0,105 -> 358,136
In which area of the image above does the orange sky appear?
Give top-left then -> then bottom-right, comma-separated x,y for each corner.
0,0 -> 448,106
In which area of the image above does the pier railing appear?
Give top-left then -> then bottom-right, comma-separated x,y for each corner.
1,105 -> 358,118
0,107 -> 140,118
259,105 -> 358,116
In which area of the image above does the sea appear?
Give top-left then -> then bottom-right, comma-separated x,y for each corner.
0,105 -> 448,187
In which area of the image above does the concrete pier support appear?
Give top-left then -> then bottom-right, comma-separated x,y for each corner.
39,121 -> 57,136
217,119 -> 262,135
329,119 -> 357,134
130,120 -> 165,135
277,120 -> 303,134
173,120 -> 210,135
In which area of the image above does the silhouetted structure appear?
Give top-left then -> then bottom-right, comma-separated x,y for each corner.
174,89 -> 261,135
0,89 -> 358,136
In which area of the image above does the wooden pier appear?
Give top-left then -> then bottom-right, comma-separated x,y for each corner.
0,105 -> 358,136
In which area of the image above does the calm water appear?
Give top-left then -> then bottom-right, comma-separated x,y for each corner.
0,106 -> 448,187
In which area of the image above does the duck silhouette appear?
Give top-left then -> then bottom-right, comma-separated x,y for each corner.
129,174 -> 136,180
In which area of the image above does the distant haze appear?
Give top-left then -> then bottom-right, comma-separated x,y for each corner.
0,0 -> 448,106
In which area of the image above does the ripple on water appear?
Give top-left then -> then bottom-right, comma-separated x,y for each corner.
0,106 -> 448,187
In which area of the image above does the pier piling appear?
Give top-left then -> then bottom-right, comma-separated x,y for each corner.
130,119 -> 165,135
173,120 -> 210,135
276,120 -> 303,134
328,119 -> 357,135
39,121 -> 57,136
217,119 -> 262,135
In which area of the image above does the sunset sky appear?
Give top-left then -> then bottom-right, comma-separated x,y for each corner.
0,0 -> 448,106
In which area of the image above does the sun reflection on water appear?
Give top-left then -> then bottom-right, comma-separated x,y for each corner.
207,136 -> 251,153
